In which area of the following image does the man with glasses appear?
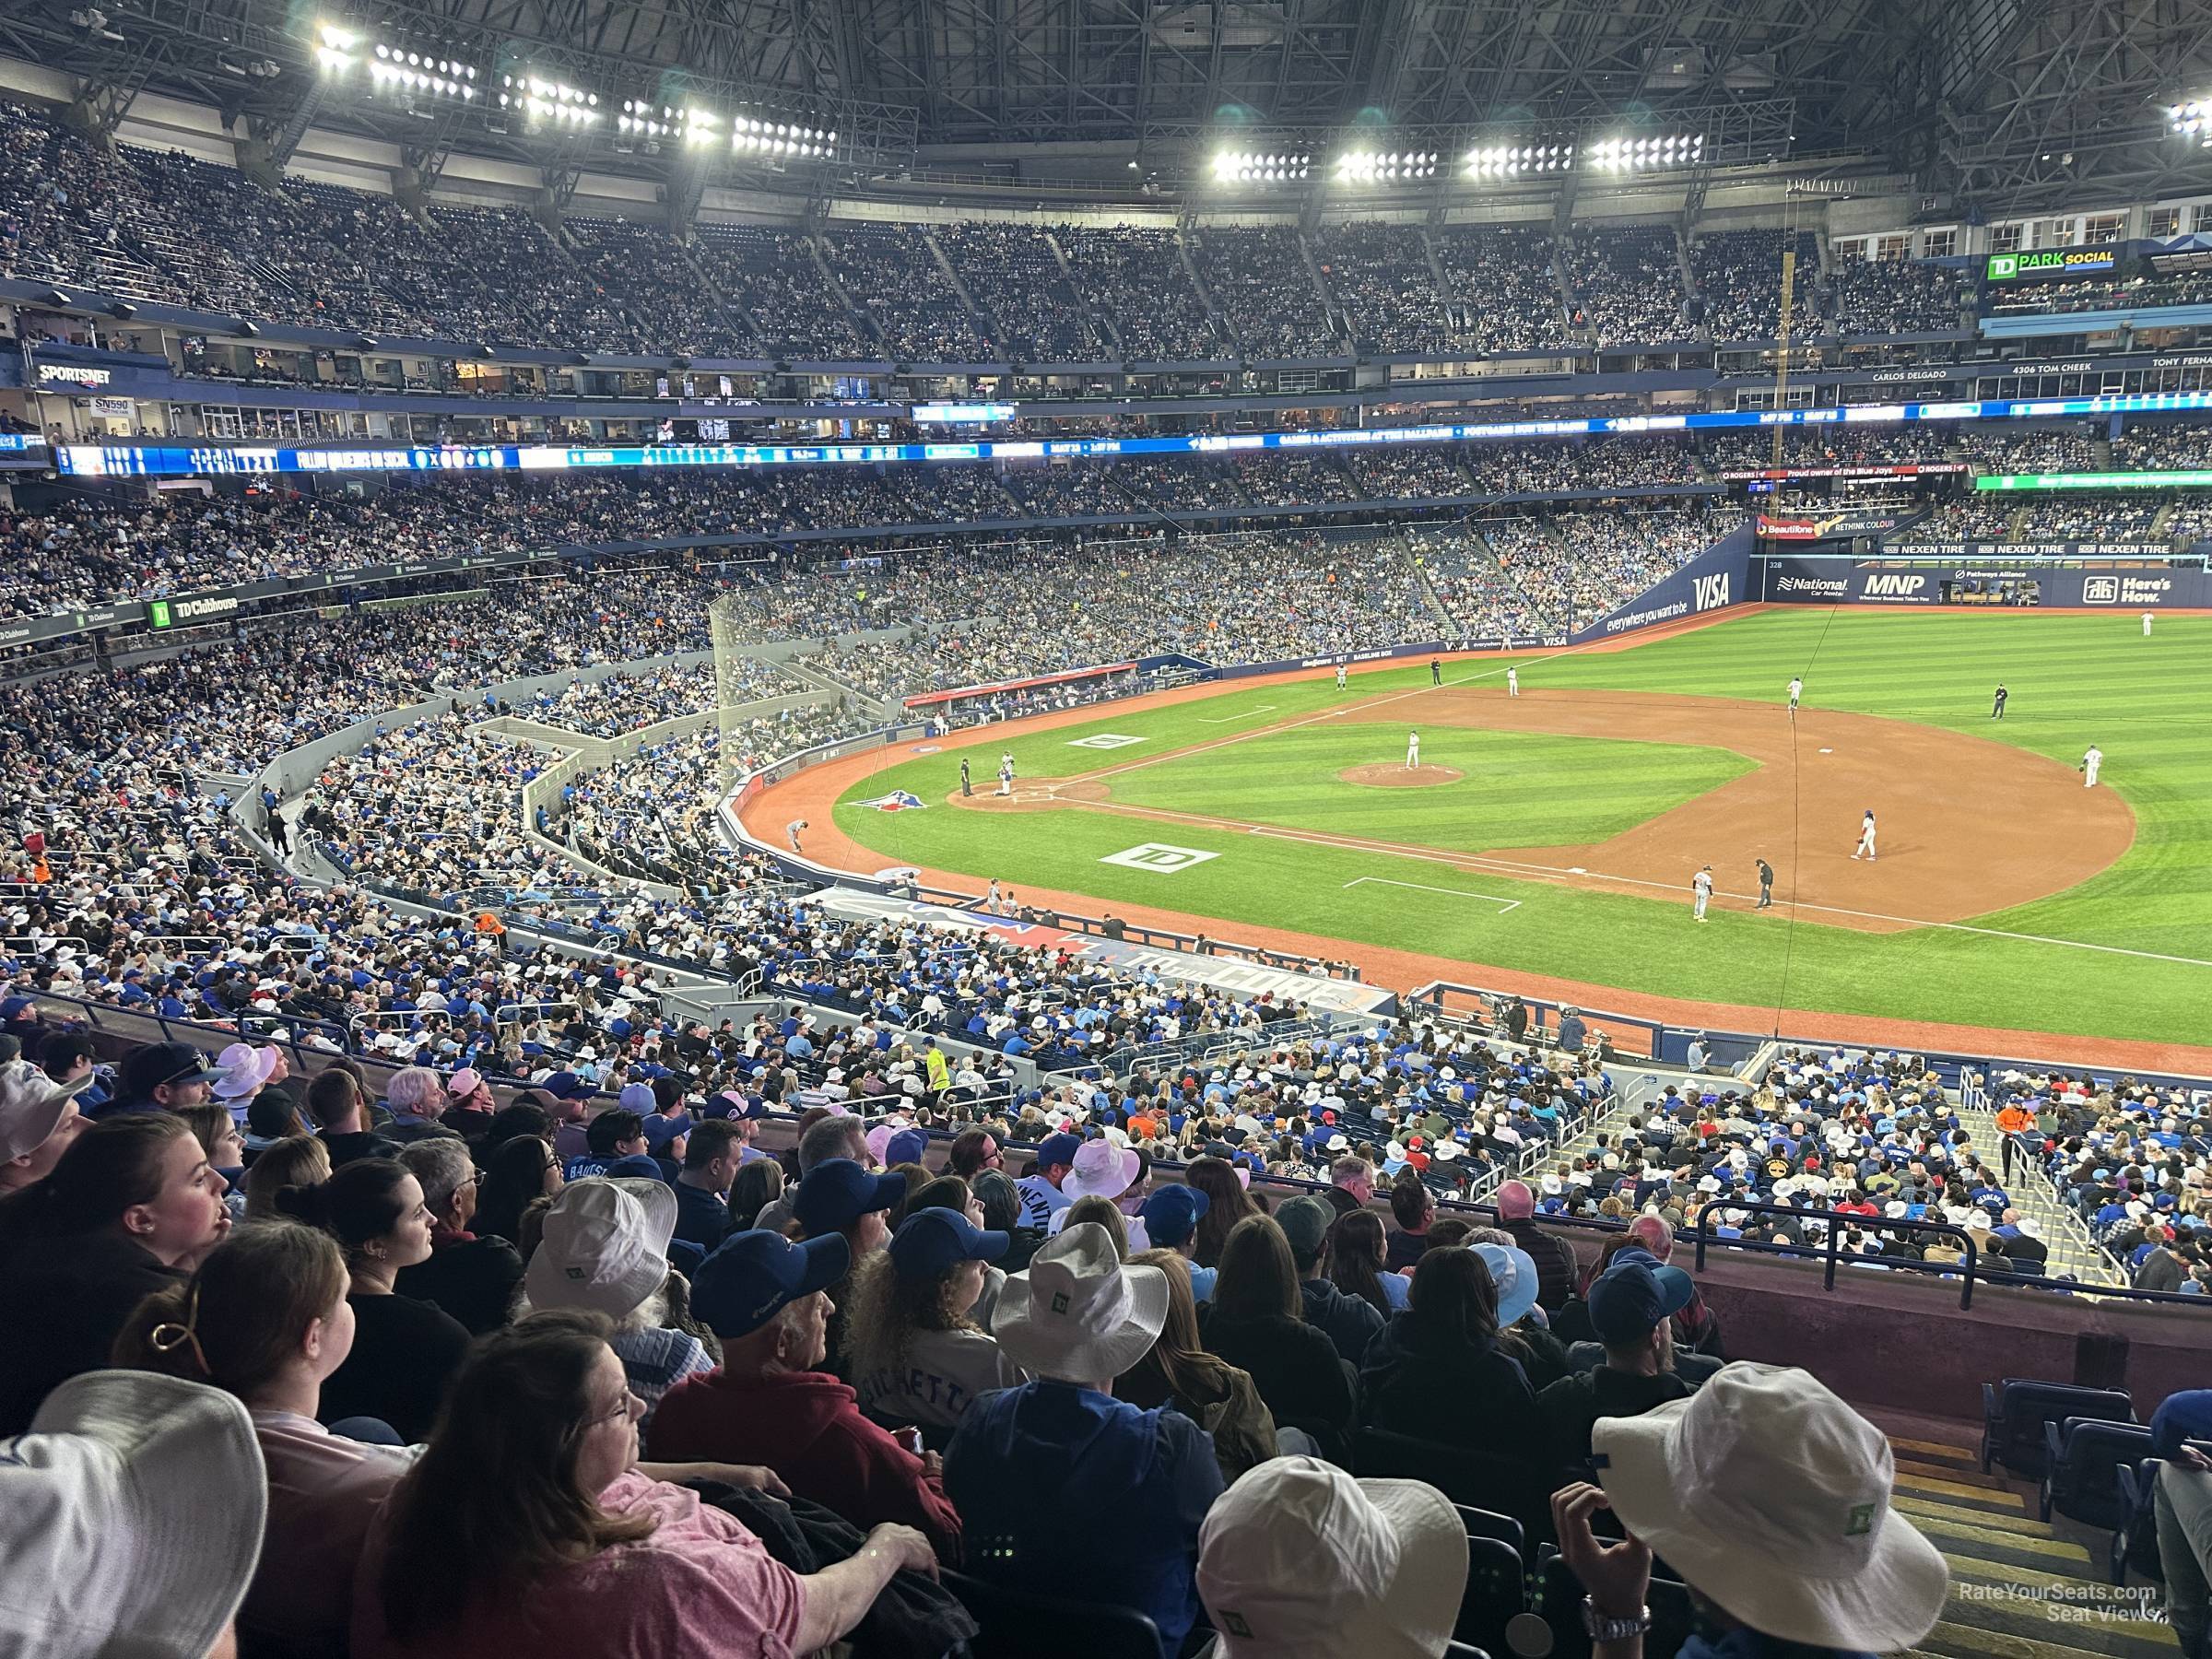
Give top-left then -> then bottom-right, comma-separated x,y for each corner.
395,1137 -> 524,1335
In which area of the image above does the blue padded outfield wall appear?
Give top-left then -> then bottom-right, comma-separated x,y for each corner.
1754,557 -> 2212,608
1568,526 -> 1756,643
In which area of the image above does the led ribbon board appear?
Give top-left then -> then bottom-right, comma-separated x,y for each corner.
56,391 -> 2212,477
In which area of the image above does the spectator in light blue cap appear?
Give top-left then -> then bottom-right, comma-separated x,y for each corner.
847,1207 -> 1023,1430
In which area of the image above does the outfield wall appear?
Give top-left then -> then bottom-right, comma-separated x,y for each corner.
1756,557 -> 2212,608
1567,526 -> 1758,643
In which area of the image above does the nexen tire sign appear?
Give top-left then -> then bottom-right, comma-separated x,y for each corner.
1853,571 -> 1936,605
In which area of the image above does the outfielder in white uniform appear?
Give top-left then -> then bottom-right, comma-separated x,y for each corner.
1507,667 -> 1520,697
2082,745 -> 2103,787
1405,731 -> 1420,770
1851,809 -> 1877,861
2144,612 -> 2155,637
1787,677 -> 1803,712
1335,661 -> 1348,689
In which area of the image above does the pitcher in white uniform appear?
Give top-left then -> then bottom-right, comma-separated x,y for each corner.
1405,730 -> 1420,770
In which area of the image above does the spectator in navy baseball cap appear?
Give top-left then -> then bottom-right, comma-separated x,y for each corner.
1015,1130 -> 1084,1230
100,1041 -> 218,1119
1141,1184 -> 1218,1300
652,1228 -> 965,1560
846,1208 -> 1021,1430
1537,1254 -> 1700,1469
794,1158 -> 907,1378
884,1126 -> 930,1169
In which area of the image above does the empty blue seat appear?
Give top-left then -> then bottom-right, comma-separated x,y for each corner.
941,1570 -> 1164,1659
2112,1459 -> 2166,1586
2041,1418 -> 2155,1525
1981,1378 -> 2135,1477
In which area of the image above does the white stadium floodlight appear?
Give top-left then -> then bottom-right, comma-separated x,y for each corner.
2168,98 -> 2212,146
314,22 -> 356,72
1335,148 -> 1440,183
1211,148 -> 1311,184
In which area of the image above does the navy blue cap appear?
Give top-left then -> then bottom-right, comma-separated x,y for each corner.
793,1158 -> 908,1235
1588,1257 -> 1695,1344
538,1071 -> 596,1100
890,1207 -> 1009,1279
1139,1184 -> 1209,1248
884,1127 -> 930,1168
602,1153 -> 669,1184
692,1230 -> 850,1338
2152,1390 -> 2212,1458
641,1112 -> 691,1150
1035,1131 -> 1084,1170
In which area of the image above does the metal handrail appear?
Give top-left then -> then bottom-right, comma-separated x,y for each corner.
1693,1197 -> 1983,1310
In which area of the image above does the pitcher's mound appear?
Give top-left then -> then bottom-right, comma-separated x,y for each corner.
1342,763 -> 1464,788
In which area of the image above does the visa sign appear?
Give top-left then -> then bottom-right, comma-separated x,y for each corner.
1692,573 -> 1731,611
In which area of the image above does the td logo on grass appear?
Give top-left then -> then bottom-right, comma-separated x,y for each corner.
1100,842 -> 1218,874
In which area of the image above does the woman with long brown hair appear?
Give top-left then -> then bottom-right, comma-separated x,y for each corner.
358,1310 -> 935,1657
1183,1156 -> 1255,1268
1117,1247 -> 1277,1482
845,1207 -> 1025,1430
1323,1208 -> 1410,1314
1197,1213 -> 1357,1455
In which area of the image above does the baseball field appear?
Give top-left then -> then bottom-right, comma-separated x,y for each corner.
777,607 -> 2210,1053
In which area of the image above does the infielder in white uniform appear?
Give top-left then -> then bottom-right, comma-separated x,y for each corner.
1787,677 -> 1803,712
2082,745 -> 2103,787
1507,667 -> 1520,697
1691,865 -> 1713,922
2144,612 -> 2155,637
1335,660 -> 1347,689
1851,809 -> 1877,861
1405,730 -> 1421,770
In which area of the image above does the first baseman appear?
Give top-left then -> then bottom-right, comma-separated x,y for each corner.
1852,809 -> 1877,861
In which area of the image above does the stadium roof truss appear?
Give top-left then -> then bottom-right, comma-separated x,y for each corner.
1,0 -> 2209,213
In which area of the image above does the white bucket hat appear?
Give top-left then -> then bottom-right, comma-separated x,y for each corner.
1593,1363 -> 1948,1653
0,1058 -> 89,1161
210,1041 -> 282,1100
524,1177 -> 677,1319
3,1370 -> 265,1659
1198,1455 -> 1466,1659
1062,1137 -> 1141,1203
991,1221 -> 1168,1381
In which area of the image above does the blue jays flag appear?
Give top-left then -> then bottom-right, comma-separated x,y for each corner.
860,790 -> 927,812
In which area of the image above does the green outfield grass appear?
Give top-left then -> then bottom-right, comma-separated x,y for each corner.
832,610 -> 2212,1043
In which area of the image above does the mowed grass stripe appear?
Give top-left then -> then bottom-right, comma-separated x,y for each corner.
1106,724 -> 1755,853
833,613 -> 2212,1043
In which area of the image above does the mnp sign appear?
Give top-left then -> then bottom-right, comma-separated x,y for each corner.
1570,525 -> 1754,643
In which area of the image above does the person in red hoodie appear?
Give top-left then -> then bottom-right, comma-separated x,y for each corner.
647,1227 -> 965,1563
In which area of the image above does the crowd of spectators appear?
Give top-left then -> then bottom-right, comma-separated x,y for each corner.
1988,1068 -> 2212,1291
1056,225 -> 1224,360
1691,229 -> 1823,342
1958,425 -> 2100,472
1830,256 -> 1964,335
1405,524 -> 1559,641
686,223 -> 876,360
1485,508 -> 1734,632
1564,226 -> 1689,346
934,221 -> 1104,363
820,224 -> 998,362
1700,428 -> 1956,473
518,658 -> 796,740
1911,498 -> 2027,540
2112,423 -> 2210,470
2013,496 -> 2164,540
1346,446 -> 1475,500
1310,222 -> 1453,355
1196,226 -> 1342,359
1433,224 -> 1576,353
1984,268 -> 2212,316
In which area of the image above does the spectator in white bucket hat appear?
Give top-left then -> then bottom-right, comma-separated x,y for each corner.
1556,1361 -> 1948,1657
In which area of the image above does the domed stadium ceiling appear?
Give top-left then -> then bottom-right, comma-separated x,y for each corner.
5,0 -> 2210,212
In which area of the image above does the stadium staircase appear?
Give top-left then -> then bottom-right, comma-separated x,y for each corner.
1041,231 -> 1115,350
919,230 -> 994,335
1874,1417 -> 2176,1659
805,236 -> 879,352
1671,228 -> 1697,310
1171,231 -> 1230,345
1401,533 -> 1468,642
1946,1095 -> 2127,1287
